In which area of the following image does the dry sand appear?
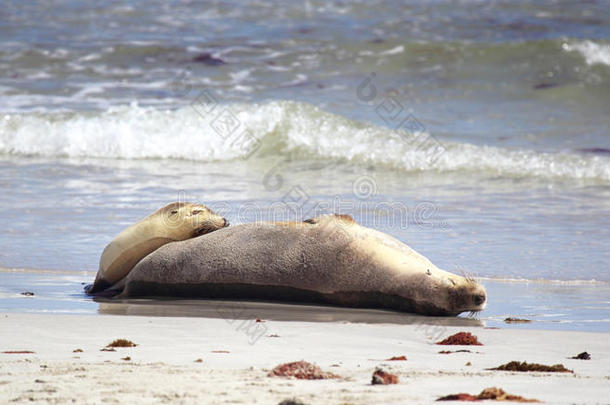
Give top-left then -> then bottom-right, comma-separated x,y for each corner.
0,310 -> 608,404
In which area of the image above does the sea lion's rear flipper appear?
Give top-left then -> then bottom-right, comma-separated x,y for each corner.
85,278 -> 113,295
85,278 -> 125,297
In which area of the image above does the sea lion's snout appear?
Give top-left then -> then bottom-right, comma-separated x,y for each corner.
467,284 -> 488,313
446,278 -> 487,315
186,204 -> 227,236
474,292 -> 486,307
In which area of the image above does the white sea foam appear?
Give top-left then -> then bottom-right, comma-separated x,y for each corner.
379,45 -> 405,56
229,69 -> 252,83
0,101 -> 609,182
562,40 -> 610,66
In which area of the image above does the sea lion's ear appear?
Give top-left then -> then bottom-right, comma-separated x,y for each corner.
159,201 -> 187,215
303,218 -> 318,224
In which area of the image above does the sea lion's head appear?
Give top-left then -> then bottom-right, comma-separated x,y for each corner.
440,273 -> 487,316
393,269 -> 487,316
158,202 -> 228,237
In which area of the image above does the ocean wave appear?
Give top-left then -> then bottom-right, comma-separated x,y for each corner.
1,101 -> 609,182
562,40 -> 610,66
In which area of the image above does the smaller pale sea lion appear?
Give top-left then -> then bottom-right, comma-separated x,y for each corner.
86,202 -> 227,295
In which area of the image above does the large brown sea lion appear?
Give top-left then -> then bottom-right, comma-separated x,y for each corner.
116,214 -> 486,316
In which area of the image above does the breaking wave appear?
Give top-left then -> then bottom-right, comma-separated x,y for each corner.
563,40 -> 610,67
1,101 -> 609,182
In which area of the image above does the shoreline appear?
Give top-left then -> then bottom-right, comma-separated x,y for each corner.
2,265 -> 610,333
1,313 -> 609,404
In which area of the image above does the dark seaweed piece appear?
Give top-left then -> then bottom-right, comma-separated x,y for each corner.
570,351 -> 591,360
489,361 -> 572,373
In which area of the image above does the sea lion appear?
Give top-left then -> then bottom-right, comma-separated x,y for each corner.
86,202 -> 228,295
118,214 -> 487,316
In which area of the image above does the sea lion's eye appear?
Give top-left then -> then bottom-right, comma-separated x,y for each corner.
192,210 -> 202,215
170,210 -> 178,215
426,269 -> 432,276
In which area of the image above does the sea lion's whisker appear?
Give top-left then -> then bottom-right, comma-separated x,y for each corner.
457,267 -> 472,283
457,267 -> 479,285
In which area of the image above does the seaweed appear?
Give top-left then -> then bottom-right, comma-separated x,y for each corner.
437,393 -> 479,401
489,361 -> 572,373
570,352 -> 591,360
504,318 -> 532,323
371,368 -> 399,385
106,339 -> 137,348
2,351 -> 34,354
385,355 -> 407,361
438,350 -> 474,354
268,361 -> 339,380
437,332 -> 483,346
438,387 -> 541,402
478,387 -> 541,402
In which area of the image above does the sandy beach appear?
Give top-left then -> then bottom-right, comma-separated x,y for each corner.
1,311 -> 608,404
1,1 -> 610,404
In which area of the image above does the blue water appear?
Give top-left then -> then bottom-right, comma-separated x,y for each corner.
0,0 -> 609,331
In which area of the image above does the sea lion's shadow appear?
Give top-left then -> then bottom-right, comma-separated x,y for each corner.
94,297 -> 484,327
